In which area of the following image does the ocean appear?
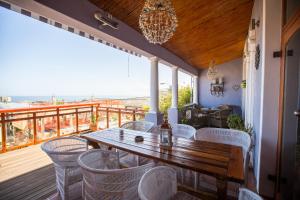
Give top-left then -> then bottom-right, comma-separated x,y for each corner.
10,96 -> 147,103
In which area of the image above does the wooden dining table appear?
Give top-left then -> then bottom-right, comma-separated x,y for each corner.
81,128 -> 244,200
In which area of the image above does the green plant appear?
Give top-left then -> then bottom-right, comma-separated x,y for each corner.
91,113 -> 97,125
243,124 -> 253,135
159,86 -> 192,115
241,80 -> 246,89
227,114 -> 244,130
142,105 -> 150,112
227,114 -> 253,135
181,118 -> 189,124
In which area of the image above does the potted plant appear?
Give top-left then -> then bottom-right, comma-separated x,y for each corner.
227,114 -> 244,130
241,80 -> 246,89
90,113 -> 98,131
227,114 -> 253,136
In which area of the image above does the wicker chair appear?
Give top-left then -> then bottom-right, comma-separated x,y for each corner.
138,166 -> 200,200
41,136 -> 88,200
119,121 -> 154,167
172,124 -> 196,139
121,121 -> 154,132
238,188 -> 263,200
194,128 -> 252,196
166,124 -> 196,188
209,105 -> 233,128
78,149 -> 154,200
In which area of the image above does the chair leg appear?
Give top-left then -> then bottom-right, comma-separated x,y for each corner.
194,172 -> 198,190
63,169 -> 69,200
136,155 -> 139,166
180,168 -> 184,184
82,179 -> 85,200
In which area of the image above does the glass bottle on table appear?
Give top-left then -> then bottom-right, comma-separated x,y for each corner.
159,117 -> 173,148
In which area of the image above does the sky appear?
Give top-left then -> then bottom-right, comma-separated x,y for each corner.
0,7 -> 191,98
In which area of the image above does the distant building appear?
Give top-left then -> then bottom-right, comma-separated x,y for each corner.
51,96 -> 57,105
0,96 -> 12,103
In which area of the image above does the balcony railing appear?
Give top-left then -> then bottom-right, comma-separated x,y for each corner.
0,103 -> 145,153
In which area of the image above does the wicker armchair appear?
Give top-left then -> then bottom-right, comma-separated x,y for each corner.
41,136 -> 88,200
172,124 -> 196,139
78,149 -> 154,200
209,105 -> 233,128
156,124 -> 197,187
238,188 -> 263,200
194,128 -> 251,197
121,121 -> 154,132
138,166 -> 200,200
119,121 -> 154,167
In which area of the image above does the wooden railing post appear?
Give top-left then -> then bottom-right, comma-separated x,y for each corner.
96,105 -> 99,120
56,108 -> 60,137
75,108 -> 79,133
118,109 -> 121,127
106,108 -> 109,128
1,113 -> 6,153
133,109 -> 136,121
33,113 -> 37,144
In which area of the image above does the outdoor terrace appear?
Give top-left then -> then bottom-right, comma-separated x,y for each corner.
0,0 -> 287,198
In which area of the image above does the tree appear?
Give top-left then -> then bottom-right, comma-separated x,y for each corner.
159,86 -> 192,115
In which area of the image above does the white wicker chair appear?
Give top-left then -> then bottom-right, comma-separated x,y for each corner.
78,149 -> 154,200
238,188 -> 263,200
121,121 -> 154,132
119,121 -> 155,167
166,124 -> 197,188
138,166 -> 201,200
172,124 -> 196,139
41,136 -> 88,200
194,128 -> 252,196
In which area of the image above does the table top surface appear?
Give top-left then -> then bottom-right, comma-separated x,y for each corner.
82,128 -> 244,183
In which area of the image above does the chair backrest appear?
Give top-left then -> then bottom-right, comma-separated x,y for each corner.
172,124 -> 196,139
138,166 -> 177,200
195,128 -> 251,182
238,188 -> 263,200
218,104 -> 232,110
121,121 -> 154,132
41,136 -> 88,167
78,149 -> 154,200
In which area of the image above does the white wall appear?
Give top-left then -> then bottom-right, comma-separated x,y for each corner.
199,58 -> 243,110
245,0 -> 281,197
258,0 -> 281,196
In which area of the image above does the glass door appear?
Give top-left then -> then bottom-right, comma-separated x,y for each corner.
280,29 -> 300,200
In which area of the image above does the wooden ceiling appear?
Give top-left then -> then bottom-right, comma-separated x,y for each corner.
90,0 -> 253,69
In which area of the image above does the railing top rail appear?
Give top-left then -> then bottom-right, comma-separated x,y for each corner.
0,102 -> 145,113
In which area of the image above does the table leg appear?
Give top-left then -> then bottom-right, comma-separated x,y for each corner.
216,177 -> 227,200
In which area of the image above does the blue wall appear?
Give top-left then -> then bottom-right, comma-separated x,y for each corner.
198,58 -> 243,110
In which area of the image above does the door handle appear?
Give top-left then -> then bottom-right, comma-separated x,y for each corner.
294,110 -> 300,116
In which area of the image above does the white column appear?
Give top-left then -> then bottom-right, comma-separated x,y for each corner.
145,57 -> 163,125
193,75 -> 199,104
171,66 -> 178,108
149,57 -> 159,113
168,66 -> 179,124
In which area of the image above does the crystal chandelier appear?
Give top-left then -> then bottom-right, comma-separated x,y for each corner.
139,0 -> 178,44
207,60 -> 219,80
